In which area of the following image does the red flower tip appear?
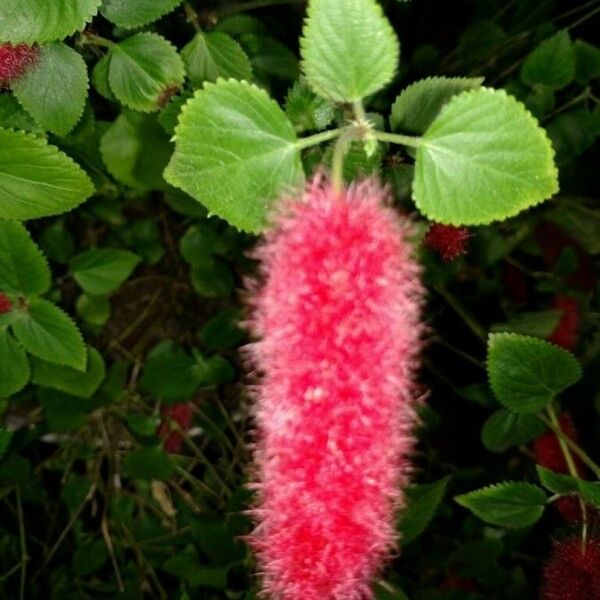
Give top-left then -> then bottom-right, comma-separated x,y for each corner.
0,43 -> 39,87
0,293 -> 12,314
547,295 -> 580,352
424,223 -> 470,261
541,537 -> 600,600
533,413 -> 583,476
246,176 -> 424,599
157,403 -> 194,454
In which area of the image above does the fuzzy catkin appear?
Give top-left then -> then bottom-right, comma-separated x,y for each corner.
246,176 -> 424,600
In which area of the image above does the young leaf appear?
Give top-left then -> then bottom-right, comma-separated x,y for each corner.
0,0 -> 102,44
413,88 -> 558,225
108,32 -> 185,112
390,76 -> 483,134
573,40 -> 600,85
70,249 -> 141,295
11,298 -> 86,370
482,409 -> 547,452
487,333 -> 582,413
12,42 -> 88,136
285,78 -> 335,133
398,476 -> 451,544
0,221 -> 50,296
0,328 -> 30,397
164,79 -> 303,232
76,294 -> 111,327
536,465 -> 580,495
455,482 -> 546,528
521,30 -> 575,91
101,0 -> 183,29
300,0 -> 399,102
0,128 -> 94,220
31,346 -> 105,398
182,32 -> 252,87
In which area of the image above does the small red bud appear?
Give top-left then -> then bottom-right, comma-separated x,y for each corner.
156,403 -> 194,454
0,293 -> 12,314
547,295 -> 580,352
424,223 -> 469,261
0,43 -> 39,87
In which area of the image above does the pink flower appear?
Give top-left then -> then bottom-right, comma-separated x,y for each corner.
424,223 -> 469,261
541,537 -> 600,599
157,403 -> 194,454
0,293 -> 11,314
246,176 -> 424,599
0,43 -> 38,87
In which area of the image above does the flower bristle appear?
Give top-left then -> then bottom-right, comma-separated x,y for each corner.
157,403 -> 194,454
0,43 -> 39,87
424,223 -> 470,261
0,293 -> 11,314
246,176 -> 424,599
541,537 -> 600,600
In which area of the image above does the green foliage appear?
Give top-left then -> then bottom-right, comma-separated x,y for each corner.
300,0 -> 399,102
0,129 -> 94,220
70,249 -> 141,295
487,333 -> 582,413
101,0 -> 183,28
521,30 -> 575,91
0,328 -> 30,397
12,42 -> 88,136
413,88 -> 558,225
482,410 -> 547,452
165,79 -> 303,232
0,0 -> 102,43
455,482 -> 547,528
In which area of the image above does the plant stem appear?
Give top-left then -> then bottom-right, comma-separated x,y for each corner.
79,32 -> 115,49
16,488 -> 27,600
295,127 -> 344,150
183,1 -> 201,31
331,129 -> 357,195
434,286 -> 487,343
373,130 -> 423,148
218,0 -> 304,17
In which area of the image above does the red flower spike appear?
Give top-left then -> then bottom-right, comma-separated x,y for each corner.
424,223 -> 470,261
0,43 -> 39,87
547,295 -> 580,352
0,293 -> 12,314
157,403 -> 194,454
533,413 -> 583,476
541,537 -> 600,600
246,176 -> 424,600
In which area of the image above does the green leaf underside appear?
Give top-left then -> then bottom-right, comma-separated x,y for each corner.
0,0 -> 102,44
32,346 -> 105,398
487,333 -> 582,413
12,298 -> 86,370
413,88 -> 558,225
164,79 -> 303,233
70,249 -> 141,296
455,482 -> 546,528
0,328 -> 30,397
482,409 -> 547,452
399,476 -> 451,544
0,221 -> 50,296
13,42 -> 89,136
182,32 -> 252,87
300,0 -> 399,102
101,0 -> 183,28
521,30 -> 575,91
108,32 -> 185,112
391,76 -> 484,134
0,128 -> 94,220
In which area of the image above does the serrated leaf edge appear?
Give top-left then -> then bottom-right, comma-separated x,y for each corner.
101,0 -> 183,29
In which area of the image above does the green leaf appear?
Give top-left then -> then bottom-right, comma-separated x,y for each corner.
0,328 -> 30,397
123,446 -> 175,481
141,350 -> 202,401
0,95 -> 42,133
101,0 -> 183,28
487,333 -> 582,413
536,465 -> 580,495
0,430 -> 13,460
11,298 -> 86,370
12,42 -> 88,136
413,88 -> 558,226
390,76 -> 483,134
398,476 -> 450,544
490,310 -> 562,338
0,128 -> 94,220
39,388 -> 89,432
579,482 -> 600,509
200,309 -> 245,351
0,221 -> 50,295
31,346 -> 105,398
108,32 -> 185,112
546,109 -> 599,163
100,112 -> 173,190
182,32 -> 252,87
38,220 -> 76,264
70,249 -> 141,295
455,482 -> 546,528
0,0 -> 102,44
76,294 -> 111,327
164,79 -> 303,232
240,34 -> 299,83
301,0 -> 399,102
521,31 -> 575,91
191,258 -> 235,298
482,410 -> 547,452
574,40 -> 600,84
285,78 -> 335,133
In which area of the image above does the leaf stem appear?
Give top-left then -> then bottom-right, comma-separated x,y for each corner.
433,285 -> 487,343
373,130 -> 423,148
79,32 -> 115,49
183,1 -> 202,31
331,128 -> 359,196
295,127 -> 344,150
